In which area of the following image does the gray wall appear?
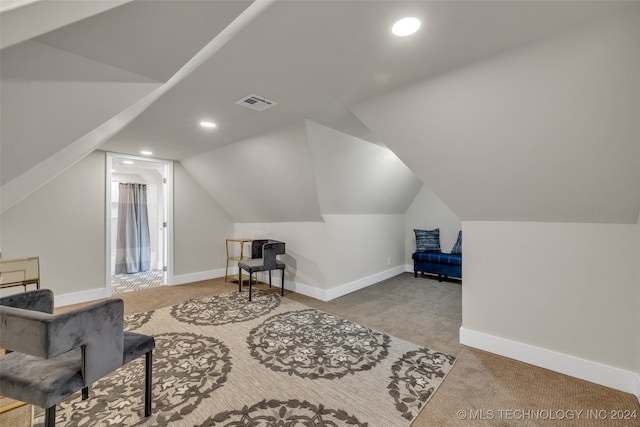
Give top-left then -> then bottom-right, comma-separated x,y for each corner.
306,120 -> 422,215
0,151 -> 233,298
351,13 -> 640,388
235,214 -> 406,298
173,163 -> 233,276
637,213 -> 640,375
353,13 -> 640,225
182,122 -> 323,223
463,221 -> 639,373
1,150 -> 106,295
405,185 -> 461,265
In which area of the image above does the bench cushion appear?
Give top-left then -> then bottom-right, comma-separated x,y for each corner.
412,252 -> 462,266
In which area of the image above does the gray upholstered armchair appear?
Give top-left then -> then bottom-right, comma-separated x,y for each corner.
0,289 -> 154,426
238,240 -> 285,301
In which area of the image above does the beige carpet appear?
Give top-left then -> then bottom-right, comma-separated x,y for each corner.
39,288 -> 455,426
53,274 -> 640,426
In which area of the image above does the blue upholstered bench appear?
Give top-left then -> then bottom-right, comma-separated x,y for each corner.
412,251 -> 462,281
412,228 -> 462,281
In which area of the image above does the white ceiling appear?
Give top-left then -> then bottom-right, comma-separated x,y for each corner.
33,0 -> 253,82
4,0 -> 631,163
1,0 -> 638,223
101,0 -> 634,160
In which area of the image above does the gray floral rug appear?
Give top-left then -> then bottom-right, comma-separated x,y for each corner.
34,290 -> 456,426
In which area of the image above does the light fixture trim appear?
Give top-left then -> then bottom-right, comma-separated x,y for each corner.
392,17 -> 421,37
199,121 -> 217,128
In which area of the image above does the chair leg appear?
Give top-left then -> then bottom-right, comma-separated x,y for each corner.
238,268 -> 242,292
45,405 -> 56,427
268,270 -> 272,288
280,268 -> 285,296
249,273 -> 253,301
144,350 -> 153,417
82,386 -> 89,400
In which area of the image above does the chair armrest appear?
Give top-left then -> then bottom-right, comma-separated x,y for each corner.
0,298 -> 124,384
262,241 -> 285,269
0,289 -> 54,314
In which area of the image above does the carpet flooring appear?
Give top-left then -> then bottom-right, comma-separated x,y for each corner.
39,289 -> 456,426
56,273 -> 640,426
111,270 -> 164,294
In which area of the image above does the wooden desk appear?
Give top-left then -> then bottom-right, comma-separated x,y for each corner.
225,239 -> 252,282
0,257 -> 40,291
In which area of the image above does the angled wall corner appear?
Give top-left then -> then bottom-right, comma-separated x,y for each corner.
181,121 -> 323,223
173,163 -> 234,276
305,120 -> 422,215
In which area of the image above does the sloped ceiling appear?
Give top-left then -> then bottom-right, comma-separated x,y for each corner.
353,11 -> 640,224
2,0 -> 638,224
0,0 -> 261,212
181,120 -> 422,223
0,0 -> 132,49
0,40 -> 161,184
32,0 -> 253,82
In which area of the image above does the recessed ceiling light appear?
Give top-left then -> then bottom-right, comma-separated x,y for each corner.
140,150 -> 153,156
392,17 -> 421,37
122,160 -> 134,165
199,121 -> 217,128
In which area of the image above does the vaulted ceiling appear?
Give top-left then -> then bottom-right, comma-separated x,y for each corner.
1,0 -> 638,223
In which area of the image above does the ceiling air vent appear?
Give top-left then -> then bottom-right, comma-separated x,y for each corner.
235,94 -> 277,111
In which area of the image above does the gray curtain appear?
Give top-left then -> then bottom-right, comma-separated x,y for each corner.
115,183 -> 151,274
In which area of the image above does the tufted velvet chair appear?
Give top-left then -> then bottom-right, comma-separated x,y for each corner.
0,289 -> 155,427
238,240 -> 285,301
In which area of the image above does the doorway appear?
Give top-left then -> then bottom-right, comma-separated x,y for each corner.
106,153 -> 173,294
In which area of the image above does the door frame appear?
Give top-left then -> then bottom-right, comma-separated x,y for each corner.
105,152 -> 174,293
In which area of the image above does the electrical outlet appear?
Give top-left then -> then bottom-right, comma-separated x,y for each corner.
387,257 -> 391,266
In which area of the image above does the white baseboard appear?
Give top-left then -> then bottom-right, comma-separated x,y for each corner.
172,268 -> 227,286
324,265 -> 406,301
460,327 -> 640,401
254,266 -> 406,302
274,265 -> 403,302
287,280 -> 328,301
53,264 -> 403,309
55,287 -> 110,308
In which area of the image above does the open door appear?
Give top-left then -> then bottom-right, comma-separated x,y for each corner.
106,153 -> 173,294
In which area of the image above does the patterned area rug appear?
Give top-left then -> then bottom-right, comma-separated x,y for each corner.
34,290 -> 456,426
111,270 -> 164,294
